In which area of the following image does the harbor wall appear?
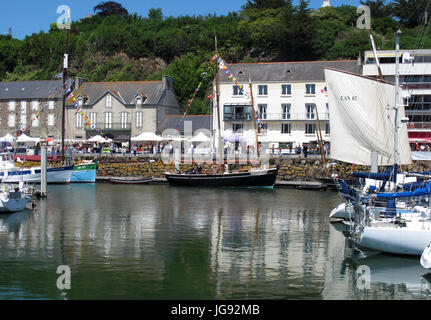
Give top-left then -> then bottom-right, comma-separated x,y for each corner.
16,156 -> 431,181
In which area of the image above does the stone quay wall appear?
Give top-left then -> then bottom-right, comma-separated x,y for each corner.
17,155 -> 431,181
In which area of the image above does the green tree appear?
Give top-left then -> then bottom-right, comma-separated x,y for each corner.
391,0 -> 430,28
94,1 -> 129,19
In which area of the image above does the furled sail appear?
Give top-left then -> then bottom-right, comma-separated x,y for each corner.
324,67 -> 412,166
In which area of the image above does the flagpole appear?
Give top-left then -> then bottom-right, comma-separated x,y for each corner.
61,18 -> 70,165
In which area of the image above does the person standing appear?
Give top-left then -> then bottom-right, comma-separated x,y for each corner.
303,144 -> 308,158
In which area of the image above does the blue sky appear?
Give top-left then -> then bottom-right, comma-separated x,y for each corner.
2,0 -> 362,40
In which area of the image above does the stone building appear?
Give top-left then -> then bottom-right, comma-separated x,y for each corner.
0,76 -> 181,143
0,80 -> 63,139
66,76 -> 181,144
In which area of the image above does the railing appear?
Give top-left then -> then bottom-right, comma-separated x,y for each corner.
402,83 -> 431,90
225,113 -> 329,121
85,123 -> 131,131
407,122 -> 431,130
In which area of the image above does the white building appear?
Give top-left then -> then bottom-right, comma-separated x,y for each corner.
214,60 -> 361,149
363,49 -> 431,143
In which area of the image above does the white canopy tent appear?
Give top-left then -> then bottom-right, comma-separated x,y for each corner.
88,135 -> 110,143
188,132 -> 211,142
0,133 -> 16,143
131,132 -> 164,142
16,134 -> 40,144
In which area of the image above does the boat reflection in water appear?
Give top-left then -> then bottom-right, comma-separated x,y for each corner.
0,184 -> 430,300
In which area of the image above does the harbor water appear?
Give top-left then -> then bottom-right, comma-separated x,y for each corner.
0,184 -> 430,300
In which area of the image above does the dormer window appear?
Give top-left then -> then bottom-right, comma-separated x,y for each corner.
106,94 -> 112,108
137,97 -> 142,106
78,98 -> 83,106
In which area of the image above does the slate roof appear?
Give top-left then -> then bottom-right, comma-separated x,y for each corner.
67,80 -> 167,106
219,60 -> 361,83
158,115 -> 213,135
0,80 -> 62,100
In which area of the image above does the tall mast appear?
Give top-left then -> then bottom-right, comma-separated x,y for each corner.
370,31 -> 384,81
248,79 -> 260,160
61,18 -> 70,165
215,34 -> 224,164
394,29 -> 401,186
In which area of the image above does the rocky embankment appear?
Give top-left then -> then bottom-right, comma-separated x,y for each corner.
17,156 -> 431,181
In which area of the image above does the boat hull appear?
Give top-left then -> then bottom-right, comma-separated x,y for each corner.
71,163 -> 97,183
357,226 -> 431,256
421,243 -> 431,269
109,177 -> 153,184
165,168 -> 278,187
0,198 -> 31,213
0,166 -> 73,184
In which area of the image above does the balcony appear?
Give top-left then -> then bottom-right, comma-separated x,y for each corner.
85,123 -> 131,131
406,122 -> 431,131
258,113 -> 329,121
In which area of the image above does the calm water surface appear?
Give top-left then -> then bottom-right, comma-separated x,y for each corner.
0,184 -> 430,300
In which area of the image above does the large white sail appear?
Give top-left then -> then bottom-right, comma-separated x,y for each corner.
324,67 -> 412,166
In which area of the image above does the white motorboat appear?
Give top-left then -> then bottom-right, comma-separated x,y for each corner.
0,183 -> 33,213
0,153 -> 73,184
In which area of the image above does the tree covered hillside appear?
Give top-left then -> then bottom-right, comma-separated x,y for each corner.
1,0 -> 430,114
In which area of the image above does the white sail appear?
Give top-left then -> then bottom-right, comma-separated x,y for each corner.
324,67 -> 412,166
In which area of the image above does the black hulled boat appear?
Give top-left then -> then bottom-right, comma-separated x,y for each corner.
165,167 -> 278,187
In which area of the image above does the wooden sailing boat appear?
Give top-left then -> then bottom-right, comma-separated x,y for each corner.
165,45 -> 278,187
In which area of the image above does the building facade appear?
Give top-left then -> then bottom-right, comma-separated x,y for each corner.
66,76 -> 181,143
214,60 -> 361,148
0,76 -> 181,143
0,80 -> 63,139
363,49 -> 431,143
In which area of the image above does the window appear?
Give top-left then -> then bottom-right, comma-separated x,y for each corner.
282,104 -> 291,120
325,123 -> 330,134
233,85 -> 244,96
326,103 -> 329,120
258,104 -> 267,120
305,84 -> 316,95
48,114 -> 55,126
105,112 -> 112,129
32,100 -> 39,111
8,101 -> 16,111
281,123 -> 291,134
49,100 -> 55,110
305,123 -> 316,134
121,112 -> 129,129
78,98 -> 83,106
258,123 -> 267,133
258,85 -> 268,96
306,104 -> 315,120
232,123 -> 244,133
20,115 -> 26,129
75,113 -> 82,128
282,84 -> 291,95
20,101 -> 27,113
224,104 -> 252,121
8,114 -> 15,128
137,97 -> 142,106
106,95 -> 112,108
136,111 -> 143,128
31,113 -> 39,127
90,112 -> 97,125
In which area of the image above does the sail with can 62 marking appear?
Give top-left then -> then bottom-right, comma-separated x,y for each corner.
324,67 -> 411,166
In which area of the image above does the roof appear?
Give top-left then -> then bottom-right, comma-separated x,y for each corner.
158,115 -> 213,135
67,80 -> 165,106
218,60 -> 361,83
0,80 -> 62,100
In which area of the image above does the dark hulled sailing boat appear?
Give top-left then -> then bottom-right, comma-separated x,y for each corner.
165,50 -> 278,187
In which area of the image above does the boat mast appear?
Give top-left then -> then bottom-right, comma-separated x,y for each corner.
394,29 -> 401,188
214,34 -> 224,167
248,79 -> 260,160
61,18 -> 70,165
369,31 -> 384,81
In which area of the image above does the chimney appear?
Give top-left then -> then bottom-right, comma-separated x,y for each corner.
75,77 -> 87,91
